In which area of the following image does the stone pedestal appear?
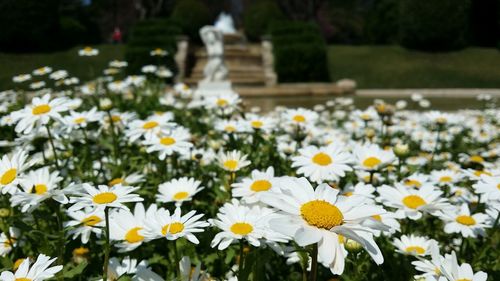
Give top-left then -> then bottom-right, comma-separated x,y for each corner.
195,81 -> 235,97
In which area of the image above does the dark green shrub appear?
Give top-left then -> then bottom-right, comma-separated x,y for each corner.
125,19 -> 181,74
170,0 -> 211,42
243,1 -> 285,41
0,0 -> 61,52
399,0 -> 471,51
274,44 -> 330,82
270,21 -> 330,82
365,0 -> 399,44
60,17 -> 87,49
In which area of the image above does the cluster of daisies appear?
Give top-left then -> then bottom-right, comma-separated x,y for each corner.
0,52 -> 499,280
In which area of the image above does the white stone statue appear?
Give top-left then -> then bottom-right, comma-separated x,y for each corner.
199,26 -> 228,82
214,12 -> 236,34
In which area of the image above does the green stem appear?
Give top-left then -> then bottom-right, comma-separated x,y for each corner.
174,239 -> 181,281
103,207 -> 110,281
46,125 -> 60,170
105,110 -> 120,166
309,244 -> 318,281
238,239 -> 245,280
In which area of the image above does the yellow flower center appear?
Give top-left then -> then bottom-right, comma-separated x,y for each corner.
33,184 -> 47,195
82,215 -> 102,226
293,115 -> 305,123
312,152 -> 332,166
143,121 -> 159,129
344,191 -> 353,197
456,279 -> 471,281
402,195 -> 427,209
300,200 -> 344,229
224,126 -> 236,132
223,160 -> 238,171
160,137 -> 176,146
251,120 -> 263,128
1,168 -> 17,185
405,246 -> 425,255
13,259 -> 25,270
125,227 -> 145,243
93,192 -> 117,204
216,99 -> 228,107
439,176 -> 452,183
473,170 -> 492,177
173,191 -> 189,200
161,222 -> 184,235
74,117 -> 86,124
497,183 -> 500,190
250,180 -> 272,192
469,155 -> 484,163
111,115 -> 121,123
73,247 -> 89,256
363,156 -> 382,168
338,234 -> 345,244
372,215 -> 382,221
32,104 -> 51,115
404,179 -> 422,188
456,215 -> 476,226
230,222 -> 254,235
15,278 -> 32,281
108,178 -> 124,186
84,47 -> 92,52
360,114 -> 371,121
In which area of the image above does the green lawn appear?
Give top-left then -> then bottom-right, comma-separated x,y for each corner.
328,45 -> 500,88
0,45 -> 125,90
2,44 -> 500,90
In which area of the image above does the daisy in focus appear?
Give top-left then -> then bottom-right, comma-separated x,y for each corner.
65,208 -> 105,244
263,177 -> 385,275
0,151 -> 32,194
393,234 -> 438,257
353,143 -> 395,172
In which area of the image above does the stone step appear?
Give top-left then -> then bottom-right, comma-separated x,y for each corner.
191,64 -> 264,73
183,76 -> 266,86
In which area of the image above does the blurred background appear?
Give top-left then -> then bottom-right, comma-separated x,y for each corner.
1,0 -> 500,92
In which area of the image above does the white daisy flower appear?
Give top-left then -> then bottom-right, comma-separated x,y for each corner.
61,107 -> 101,132
402,173 -> 430,189
11,167 -> 67,212
143,127 -> 193,160
78,46 -> 99,56
353,143 -> 395,171
217,150 -> 251,172
68,183 -> 143,212
378,184 -> 451,220
125,114 -> 175,142
0,255 -> 62,280
107,256 -> 163,281
32,66 -> 53,76
282,108 -> 318,127
430,169 -> 463,186
110,203 -> 156,252
150,48 -> 168,57
0,227 -> 20,256
439,251 -> 488,281
107,173 -> 145,187
157,177 -> 204,207
180,256 -> 209,281
411,243 -> 445,281
439,204 -> 489,238
393,235 -> 438,257
292,144 -> 352,183
232,167 -> 279,204
144,207 -> 209,244
473,175 -> 500,201
10,94 -> 71,134
210,199 -> 269,250
0,150 -> 32,194
262,177 -> 385,275
65,208 -> 105,244
13,74 -> 32,83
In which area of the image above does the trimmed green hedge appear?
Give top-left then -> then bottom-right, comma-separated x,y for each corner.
243,0 -> 285,41
399,0 -> 471,51
270,22 -> 330,82
170,0 -> 211,42
125,19 -> 181,74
